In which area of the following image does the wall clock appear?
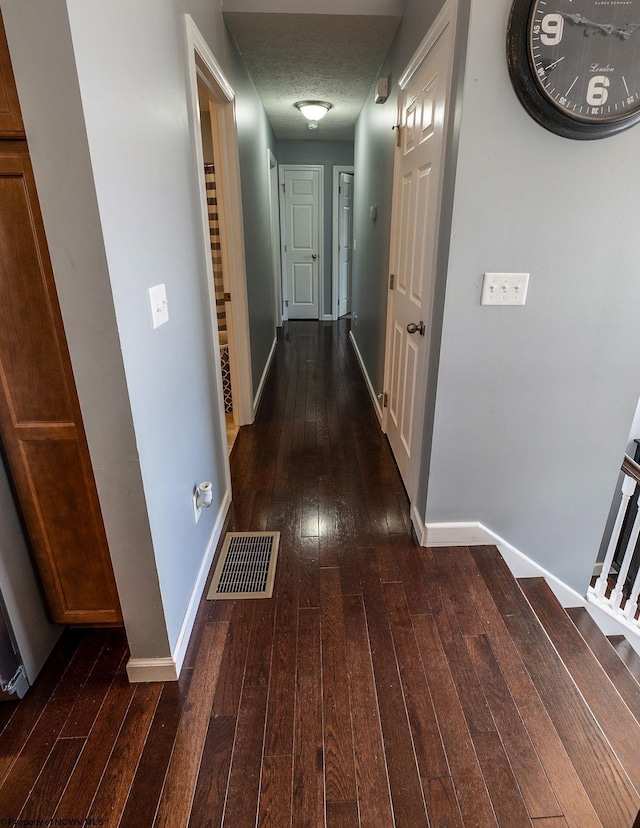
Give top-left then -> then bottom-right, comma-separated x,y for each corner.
507,0 -> 640,138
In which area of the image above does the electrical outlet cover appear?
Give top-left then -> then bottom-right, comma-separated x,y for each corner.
149,284 -> 169,328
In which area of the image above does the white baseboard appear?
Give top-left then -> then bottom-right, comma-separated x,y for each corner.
322,313 -> 333,321
126,657 -> 179,683
420,519 -> 640,656
410,504 -> 427,545
126,486 -> 232,683
253,335 -> 277,416
424,521 -> 493,547
349,331 -> 382,425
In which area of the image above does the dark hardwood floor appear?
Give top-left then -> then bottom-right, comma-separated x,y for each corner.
1,319 -> 640,827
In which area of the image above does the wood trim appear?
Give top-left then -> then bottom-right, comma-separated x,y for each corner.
331,165 -> 354,321
399,0 -> 453,90
349,330 -> 382,425
623,454 -> 640,484
126,657 -> 179,683
185,14 -> 254,428
0,10 -> 24,138
253,336 -> 277,417
169,487 -> 231,678
268,148 -> 282,328
186,15 -> 234,103
0,144 -> 121,625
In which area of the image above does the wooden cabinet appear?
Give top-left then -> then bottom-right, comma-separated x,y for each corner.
0,12 -> 121,625
0,13 -> 23,137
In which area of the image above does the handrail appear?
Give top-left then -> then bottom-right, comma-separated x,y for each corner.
623,454 -> 640,485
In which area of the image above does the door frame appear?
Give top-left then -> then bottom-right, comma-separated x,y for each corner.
185,14 -> 253,456
381,0 -> 457,505
278,164 -> 324,321
268,149 -> 283,328
332,165 -> 354,320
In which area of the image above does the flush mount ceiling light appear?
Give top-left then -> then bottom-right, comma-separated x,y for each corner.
295,101 -> 332,125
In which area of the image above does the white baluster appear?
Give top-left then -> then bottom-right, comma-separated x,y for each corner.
610,504 -> 640,608
594,473 -> 637,599
623,564 -> 640,622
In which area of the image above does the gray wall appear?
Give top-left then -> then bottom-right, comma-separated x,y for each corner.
193,7 -> 278,393
424,0 -> 640,593
1,0 -> 278,661
1,0 -> 171,662
0,455 -> 60,683
352,0 -> 640,596
351,0 -> 444,396
276,140 -> 354,316
233,49 -> 279,389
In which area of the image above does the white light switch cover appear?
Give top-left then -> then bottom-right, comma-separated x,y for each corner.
481,272 -> 529,306
149,284 -> 169,328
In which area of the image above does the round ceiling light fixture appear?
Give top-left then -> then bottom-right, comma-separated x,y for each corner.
295,101 -> 333,124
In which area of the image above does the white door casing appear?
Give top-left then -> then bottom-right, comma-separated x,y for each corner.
280,166 -> 322,320
268,150 -> 282,328
338,172 -> 354,317
383,5 -> 454,500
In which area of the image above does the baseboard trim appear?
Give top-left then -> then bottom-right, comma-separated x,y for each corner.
126,486 -> 232,683
171,486 -> 232,674
349,331 -> 382,425
253,335 -> 277,416
322,313 -> 333,322
421,520 -> 640,655
126,657 -> 179,683
424,521 -> 493,547
411,504 -> 427,545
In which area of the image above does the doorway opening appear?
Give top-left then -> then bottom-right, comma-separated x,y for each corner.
185,15 -> 254,470
268,150 -> 282,328
382,2 -> 456,508
198,95 -> 238,453
332,165 -> 355,320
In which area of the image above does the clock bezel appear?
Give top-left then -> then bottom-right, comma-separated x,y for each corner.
507,0 -> 640,139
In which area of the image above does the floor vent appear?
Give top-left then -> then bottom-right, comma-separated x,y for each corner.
207,532 -> 280,600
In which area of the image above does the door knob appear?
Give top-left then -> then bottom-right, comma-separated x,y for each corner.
312,253 -> 318,260
407,321 -> 425,336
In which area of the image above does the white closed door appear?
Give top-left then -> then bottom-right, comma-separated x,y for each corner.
385,19 -> 452,496
282,167 -> 321,319
338,172 -> 353,317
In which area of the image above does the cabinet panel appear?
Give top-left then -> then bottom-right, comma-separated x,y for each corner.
0,160 -> 75,423
0,12 -> 24,138
0,146 -> 121,625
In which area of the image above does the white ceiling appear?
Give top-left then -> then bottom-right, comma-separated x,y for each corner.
223,11 -> 401,140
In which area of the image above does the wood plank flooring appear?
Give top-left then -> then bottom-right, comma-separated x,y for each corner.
1,320 -> 640,827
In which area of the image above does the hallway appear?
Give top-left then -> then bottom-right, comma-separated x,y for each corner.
1,320 -> 640,826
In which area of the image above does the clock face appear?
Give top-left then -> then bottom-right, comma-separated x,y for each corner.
529,0 -> 640,122
507,0 -> 640,137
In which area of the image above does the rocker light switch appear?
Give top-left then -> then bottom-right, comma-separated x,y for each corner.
149,284 -> 169,328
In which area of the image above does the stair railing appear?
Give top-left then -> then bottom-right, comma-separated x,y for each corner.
589,454 -> 640,625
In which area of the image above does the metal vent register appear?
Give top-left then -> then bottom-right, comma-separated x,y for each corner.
207,532 -> 280,600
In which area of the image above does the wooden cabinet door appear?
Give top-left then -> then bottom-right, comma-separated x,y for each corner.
0,145 -> 121,625
0,12 -> 24,138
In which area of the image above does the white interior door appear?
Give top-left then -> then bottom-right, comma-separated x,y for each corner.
384,19 -> 452,497
282,167 -> 321,320
338,172 -> 353,317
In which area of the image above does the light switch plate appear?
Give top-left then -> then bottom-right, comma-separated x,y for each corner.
149,284 -> 169,328
481,272 -> 529,306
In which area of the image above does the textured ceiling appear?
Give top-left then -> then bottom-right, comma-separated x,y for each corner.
224,12 -> 401,140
